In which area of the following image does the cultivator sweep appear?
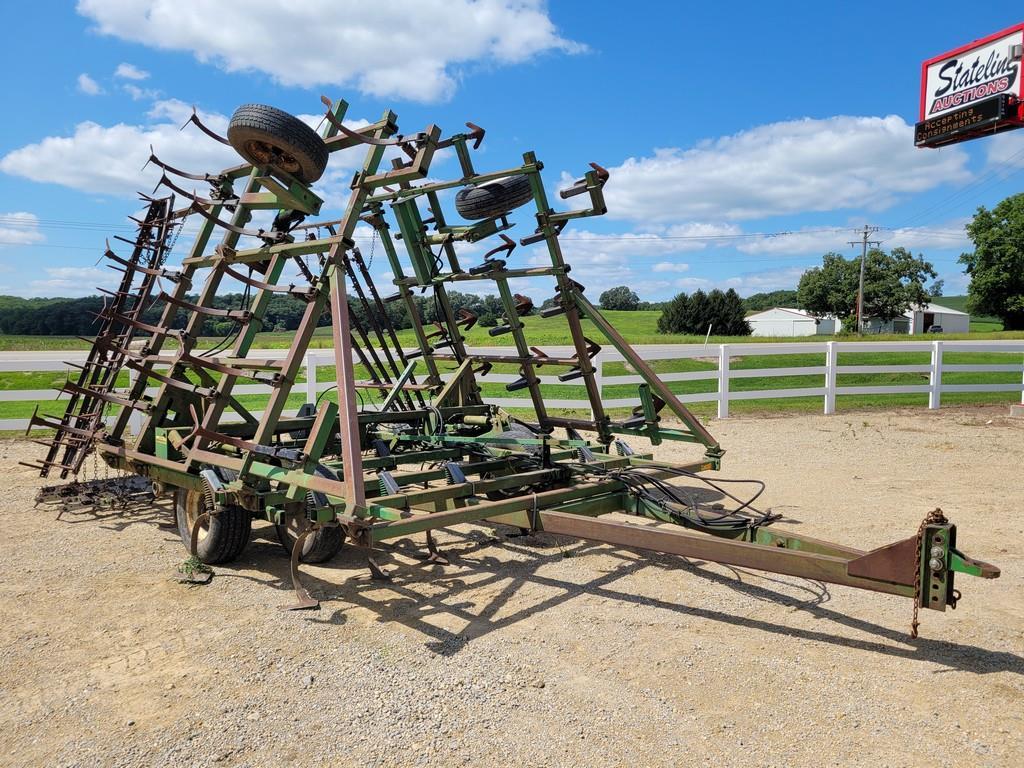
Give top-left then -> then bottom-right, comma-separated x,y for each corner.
29,98 -> 998,634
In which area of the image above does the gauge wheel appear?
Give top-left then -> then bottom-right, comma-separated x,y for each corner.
227,104 -> 329,184
455,174 -> 534,220
275,500 -> 345,564
174,469 -> 251,564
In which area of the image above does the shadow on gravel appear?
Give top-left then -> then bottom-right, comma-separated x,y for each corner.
221,524 -> 1024,676
56,503 -> 1024,677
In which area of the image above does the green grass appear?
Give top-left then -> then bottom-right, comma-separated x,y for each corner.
3,306 -> 1024,351
6,344 -> 1018,424
3,304 -> 1022,427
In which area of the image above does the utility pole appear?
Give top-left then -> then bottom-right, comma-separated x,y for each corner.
849,225 -> 881,334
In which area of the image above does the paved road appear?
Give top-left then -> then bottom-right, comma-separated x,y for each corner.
2,338 -> 1020,371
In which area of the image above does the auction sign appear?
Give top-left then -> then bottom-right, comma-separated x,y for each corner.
916,23 -> 1024,147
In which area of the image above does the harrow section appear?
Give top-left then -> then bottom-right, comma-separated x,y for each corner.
28,97 -> 998,635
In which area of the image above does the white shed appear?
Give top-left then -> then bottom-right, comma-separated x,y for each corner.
904,302 -> 970,334
746,307 -> 839,337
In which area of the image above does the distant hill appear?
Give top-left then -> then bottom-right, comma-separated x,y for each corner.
932,295 -> 999,322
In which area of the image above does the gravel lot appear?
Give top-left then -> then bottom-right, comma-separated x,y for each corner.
1,406 -> 1022,767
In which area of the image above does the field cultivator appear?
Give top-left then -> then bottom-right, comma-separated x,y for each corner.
29,98 -> 998,635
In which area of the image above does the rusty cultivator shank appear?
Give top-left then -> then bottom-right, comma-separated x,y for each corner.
29,98 -> 998,632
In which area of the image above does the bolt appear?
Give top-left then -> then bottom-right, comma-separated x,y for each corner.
929,557 -> 944,572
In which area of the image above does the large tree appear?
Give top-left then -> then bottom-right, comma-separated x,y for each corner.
797,248 -> 936,327
743,289 -> 799,312
959,193 -> 1024,330
599,285 -> 640,311
657,288 -> 751,336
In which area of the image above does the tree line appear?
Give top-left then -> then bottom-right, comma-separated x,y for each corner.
0,289 -> 538,338
5,193 -> 1023,336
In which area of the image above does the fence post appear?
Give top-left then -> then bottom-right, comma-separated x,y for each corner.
717,344 -> 730,419
306,352 -> 317,404
824,341 -> 837,415
929,340 -> 943,409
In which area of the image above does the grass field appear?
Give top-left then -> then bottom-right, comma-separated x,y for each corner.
2,297 -> 1021,427
1,307 -> 1022,352
2,344 -> 1020,425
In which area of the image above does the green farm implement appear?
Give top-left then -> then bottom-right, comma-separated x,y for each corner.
28,98 -> 998,635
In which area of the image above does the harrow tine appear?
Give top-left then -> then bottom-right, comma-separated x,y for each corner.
483,234 -> 516,261
145,148 -> 220,182
188,200 -> 276,240
180,107 -> 231,145
465,121 -> 486,150
320,94 -> 422,148
424,530 -> 450,566
278,527 -> 321,611
28,408 -> 97,438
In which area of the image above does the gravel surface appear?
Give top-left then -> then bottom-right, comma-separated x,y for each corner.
1,405 -> 1022,767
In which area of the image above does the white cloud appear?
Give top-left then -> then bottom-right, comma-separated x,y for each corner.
77,0 -> 583,102
77,73 -> 102,95
123,83 -> 160,101
647,266 -> 809,297
28,266 -> 115,297
735,227 -> 850,256
652,261 -> 689,273
0,212 -> 45,247
879,221 -> 971,252
985,129 -> 1024,168
599,115 -> 971,222
0,100 -> 238,197
721,266 -> 809,296
114,62 -> 150,80
730,220 -> 970,257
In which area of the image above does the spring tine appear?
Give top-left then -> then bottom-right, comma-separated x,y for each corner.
61,381 -> 150,412
181,107 -> 231,145
188,200 -> 270,238
29,411 -> 96,438
319,94 -> 419,148
146,149 -> 219,182
113,234 -> 157,250
278,526 -> 320,611
484,234 -> 516,261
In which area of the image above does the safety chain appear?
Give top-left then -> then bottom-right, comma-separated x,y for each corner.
911,507 -> 949,639
366,228 -> 378,271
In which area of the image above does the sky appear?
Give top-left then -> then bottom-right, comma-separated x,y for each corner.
1,1 -> 1023,302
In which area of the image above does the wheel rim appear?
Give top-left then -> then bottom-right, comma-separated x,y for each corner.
243,139 -> 300,174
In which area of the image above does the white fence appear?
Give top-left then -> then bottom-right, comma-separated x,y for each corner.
4,340 -> 1023,432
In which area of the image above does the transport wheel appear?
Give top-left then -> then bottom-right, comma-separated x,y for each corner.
275,464 -> 345,563
174,470 -> 251,564
455,174 -> 534,220
227,104 -> 329,184
275,502 -> 346,564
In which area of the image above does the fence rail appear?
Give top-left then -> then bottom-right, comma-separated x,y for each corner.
4,340 -> 1023,432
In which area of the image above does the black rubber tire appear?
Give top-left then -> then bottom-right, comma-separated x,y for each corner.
227,104 -> 329,184
275,465 -> 345,563
174,469 -> 251,564
275,500 -> 346,564
455,175 -> 534,220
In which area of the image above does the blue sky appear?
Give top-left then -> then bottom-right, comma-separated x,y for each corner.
1,1 -> 1023,301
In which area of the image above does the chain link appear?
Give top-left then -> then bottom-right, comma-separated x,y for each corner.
911,507 -> 949,638
366,228 -> 378,271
